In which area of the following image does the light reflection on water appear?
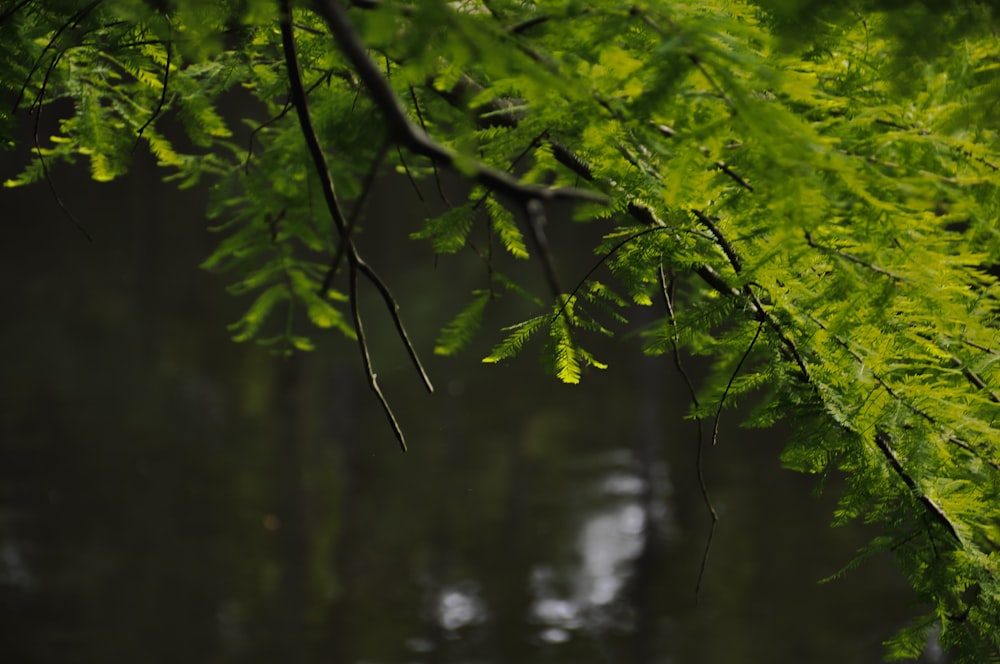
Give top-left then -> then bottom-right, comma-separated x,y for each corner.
436,583 -> 488,632
578,505 -> 644,602
531,454 -> 657,638
422,449 -> 662,652
0,541 -> 35,590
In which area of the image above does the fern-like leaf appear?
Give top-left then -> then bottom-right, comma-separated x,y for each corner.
482,314 -> 547,364
436,289 -> 490,356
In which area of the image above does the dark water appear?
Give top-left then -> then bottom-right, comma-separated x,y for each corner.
1,142 -> 924,663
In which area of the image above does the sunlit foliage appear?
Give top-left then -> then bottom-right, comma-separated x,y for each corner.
2,0 -> 999,659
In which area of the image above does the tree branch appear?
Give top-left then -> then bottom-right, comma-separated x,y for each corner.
309,0 -> 606,206
692,209 -> 742,274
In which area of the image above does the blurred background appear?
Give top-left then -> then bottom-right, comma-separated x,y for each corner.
1,108 -> 924,663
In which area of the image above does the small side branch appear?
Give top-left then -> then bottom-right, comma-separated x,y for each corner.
408,85 -> 450,205
961,367 -> 1000,404
525,199 -> 561,299
694,264 -> 739,296
743,284 -> 809,380
874,430 -> 961,544
507,13 -> 553,34
713,160 -> 753,191
804,231 -> 903,282
916,332 -> 1000,405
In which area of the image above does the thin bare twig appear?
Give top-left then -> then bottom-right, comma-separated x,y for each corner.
356,259 -> 434,392
382,56 -> 423,203
32,50 -> 92,241
15,0 -> 103,114
408,85 -> 450,205
349,263 -> 408,449
245,97 -> 292,171
525,199 -> 561,298
659,265 -> 716,602
320,139 -> 391,294
280,1 -> 432,450
711,321 -> 763,446
133,24 -> 171,149
554,226 -> 672,322
394,142 -> 424,201
245,71 -> 338,172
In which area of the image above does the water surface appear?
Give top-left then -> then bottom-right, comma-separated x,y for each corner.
0,149 -> 922,663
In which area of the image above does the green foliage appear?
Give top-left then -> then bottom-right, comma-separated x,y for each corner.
410,200 -> 476,254
482,312 -> 548,366
3,0 -> 1000,659
435,289 -> 490,356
